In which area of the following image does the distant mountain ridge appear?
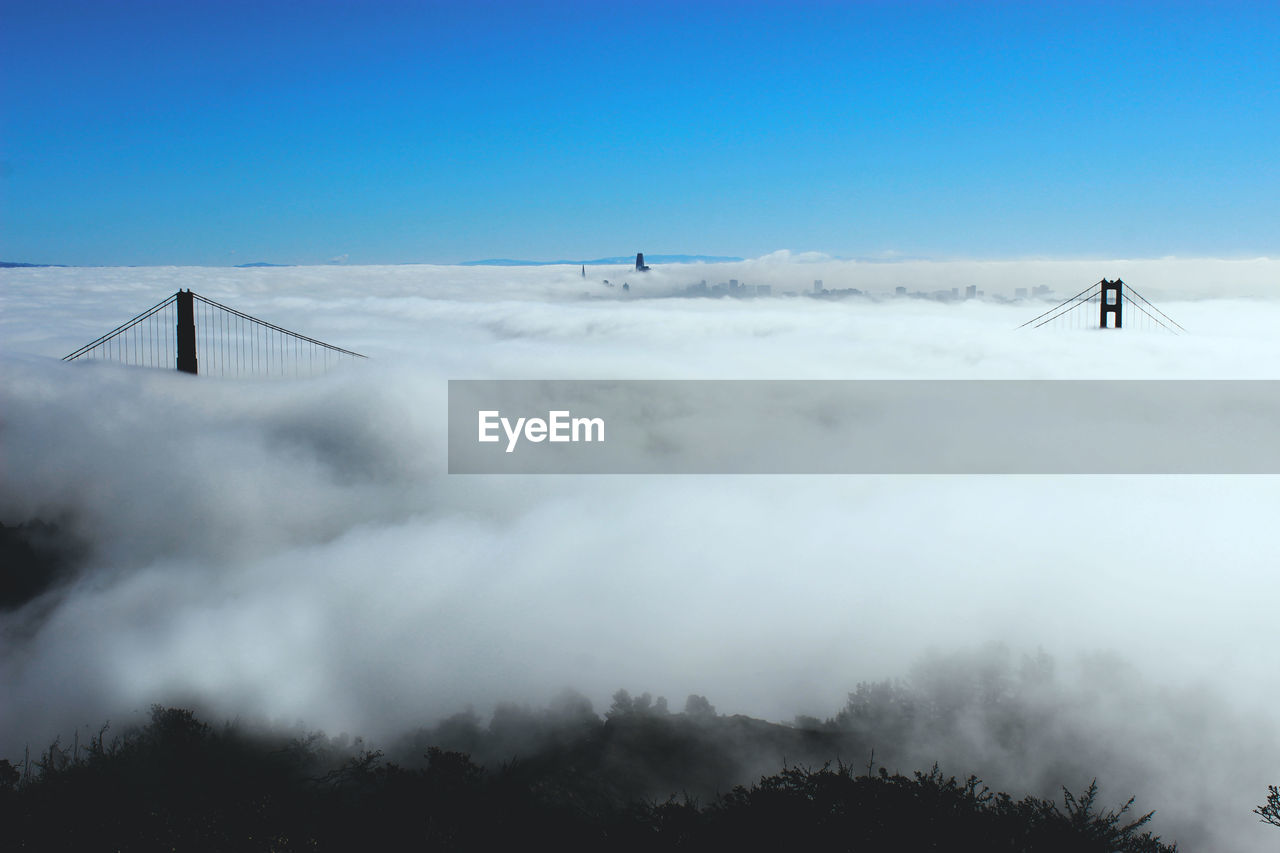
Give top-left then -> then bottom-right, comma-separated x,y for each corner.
460,255 -> 744,266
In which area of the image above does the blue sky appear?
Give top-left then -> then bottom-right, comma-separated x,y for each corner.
1,0 -> 1276,265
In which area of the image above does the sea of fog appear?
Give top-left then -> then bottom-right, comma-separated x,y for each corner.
2,256 -> 1279,850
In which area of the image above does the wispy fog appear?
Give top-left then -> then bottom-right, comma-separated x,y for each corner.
2,257 -> 1279,849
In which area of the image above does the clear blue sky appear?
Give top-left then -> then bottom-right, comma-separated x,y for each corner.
2,0 -> 1276,265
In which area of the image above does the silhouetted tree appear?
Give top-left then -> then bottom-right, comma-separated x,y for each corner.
0,759 -> 18,792
607,689 -> 634,718
1257,785 -> 1280,828
547,688 -> 596,723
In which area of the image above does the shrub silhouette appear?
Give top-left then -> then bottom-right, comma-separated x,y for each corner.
0,705 -> 1178,851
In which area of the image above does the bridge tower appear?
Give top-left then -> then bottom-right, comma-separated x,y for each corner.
176,289 -> 198,374
64,289 -> 367,375
1100,279 -> 1123,329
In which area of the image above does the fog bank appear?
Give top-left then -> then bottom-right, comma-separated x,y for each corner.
2,258 -> 1279,849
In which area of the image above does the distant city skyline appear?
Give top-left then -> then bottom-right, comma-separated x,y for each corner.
2,1 -> 1276,266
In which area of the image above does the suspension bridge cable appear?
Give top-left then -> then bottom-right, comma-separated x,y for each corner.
189,292 -> 366,359
63,293 -> 179,361
1031,288 -> 1104,329
1015,281 -> 1103,330
1032,297 -> 1094,330
1121,295 -> 1179,334
1123,285 -> 1187,332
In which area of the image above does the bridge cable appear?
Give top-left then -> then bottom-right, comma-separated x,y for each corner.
190,292 -> 366,359
1031,286 -> 1104,329
1120,295 -> 1179,334
63,293 -> 179,361
1015,281 -> 1103,329
1123,285 -> 1187,332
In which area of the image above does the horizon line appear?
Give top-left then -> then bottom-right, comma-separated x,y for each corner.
4,253 -> 1278,270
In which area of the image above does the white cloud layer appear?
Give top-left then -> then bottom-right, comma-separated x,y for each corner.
2,257 -> 1280,850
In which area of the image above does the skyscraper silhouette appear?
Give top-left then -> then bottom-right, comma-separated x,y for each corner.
635,253 -> 650,272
